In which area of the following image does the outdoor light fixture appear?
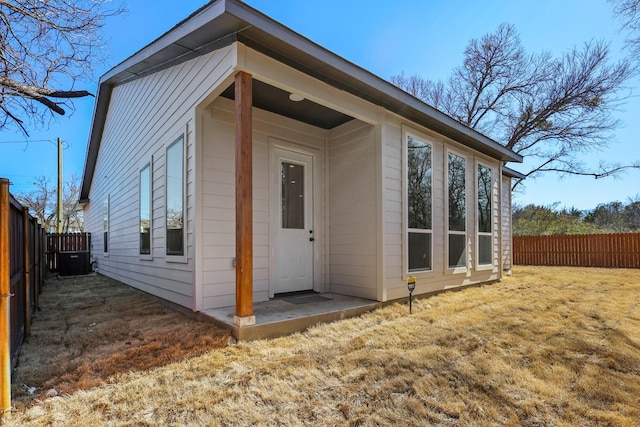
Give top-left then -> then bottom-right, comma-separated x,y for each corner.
407,276 -> 416,314
288,93 -> 304,102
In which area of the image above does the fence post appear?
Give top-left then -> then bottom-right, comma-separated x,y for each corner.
0,178 -> 12,419
23,207 -> 31,336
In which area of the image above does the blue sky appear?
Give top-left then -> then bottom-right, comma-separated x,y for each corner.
1,0 -> 638,210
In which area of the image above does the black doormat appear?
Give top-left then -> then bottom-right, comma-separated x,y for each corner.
283,295 -> 333,305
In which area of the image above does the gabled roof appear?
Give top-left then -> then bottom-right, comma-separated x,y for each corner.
80,0 -> 522,202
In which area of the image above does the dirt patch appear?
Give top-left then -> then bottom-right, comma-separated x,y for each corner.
10,273 -> 232,409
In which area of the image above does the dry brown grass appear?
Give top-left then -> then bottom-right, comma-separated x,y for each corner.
10,274 -> 231,411
7,266 -> 640,426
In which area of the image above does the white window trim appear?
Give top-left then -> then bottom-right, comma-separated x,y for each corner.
139,159 -> 153,261
165,132 -> 187,264
476,161 -> 496,271
445,149 -> 468,274
402,126 -> 434,277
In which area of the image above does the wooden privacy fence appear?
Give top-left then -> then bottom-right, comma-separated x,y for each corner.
1,178 -> 47,415
47,232 -> 91,272
513,233 -> 640,268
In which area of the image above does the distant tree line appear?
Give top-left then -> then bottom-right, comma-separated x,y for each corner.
513,197 -> 640,235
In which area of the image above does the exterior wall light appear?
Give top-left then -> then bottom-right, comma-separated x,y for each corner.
407,276 -> 416,314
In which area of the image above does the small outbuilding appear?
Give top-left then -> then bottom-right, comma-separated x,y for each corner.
80,0 -> 523,330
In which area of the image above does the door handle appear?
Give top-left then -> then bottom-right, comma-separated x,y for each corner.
309,237 -> 314,242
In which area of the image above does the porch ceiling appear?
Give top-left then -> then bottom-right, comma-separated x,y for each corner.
220,80 -> 354,130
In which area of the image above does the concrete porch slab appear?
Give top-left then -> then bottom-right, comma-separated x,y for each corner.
201,293 -> 380,341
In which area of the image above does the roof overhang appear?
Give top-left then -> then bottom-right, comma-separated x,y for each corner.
502,166 -> 527,180
80,0 -> 522,202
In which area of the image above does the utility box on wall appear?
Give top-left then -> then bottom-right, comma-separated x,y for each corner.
58,251 -> 91,276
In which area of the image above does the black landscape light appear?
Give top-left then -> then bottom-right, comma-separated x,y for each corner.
407,276 -> 416,314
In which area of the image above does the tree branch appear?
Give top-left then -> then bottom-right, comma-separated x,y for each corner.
0,0 -> 123,133
537,163 -> 640,179
0,75 -> 93,115
0,102 -> 28,134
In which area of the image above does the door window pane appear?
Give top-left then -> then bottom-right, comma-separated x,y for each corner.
281,162 -> 304,229
166,137 -> 184,256
408,232 -> 432,271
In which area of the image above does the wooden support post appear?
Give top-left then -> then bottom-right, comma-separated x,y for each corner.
234,71 -> 255,326
23,207 -> 31,336
1,178 -> 11,419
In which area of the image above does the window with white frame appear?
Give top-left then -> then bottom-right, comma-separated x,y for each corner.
140,163 -> 152,256
166,136 -> 184,256
477,164 -> 493,266
448,152 -> 466,269
103,196 -> 109,254
407,134 -> 432,272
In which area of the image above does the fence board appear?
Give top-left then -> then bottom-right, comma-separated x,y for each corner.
514,233 -> 640,268
47,233 -> 90,272
1,181 -> 46,377
8,196 -> 25,366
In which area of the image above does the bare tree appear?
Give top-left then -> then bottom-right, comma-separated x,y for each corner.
391,24 -> 638,189
62,173 -> 83,232
610,0 -> 640,59
0,0 -> 124,135
16,175 -> 56,228
17,173 -> 83,232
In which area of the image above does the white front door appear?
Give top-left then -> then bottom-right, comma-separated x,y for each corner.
273,147 -> 314,294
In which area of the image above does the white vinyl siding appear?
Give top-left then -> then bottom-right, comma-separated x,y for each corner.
83,44 -> 236,309
328,120 -> 377,300
501,174 -> 513,270
383,121 -> 404,293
